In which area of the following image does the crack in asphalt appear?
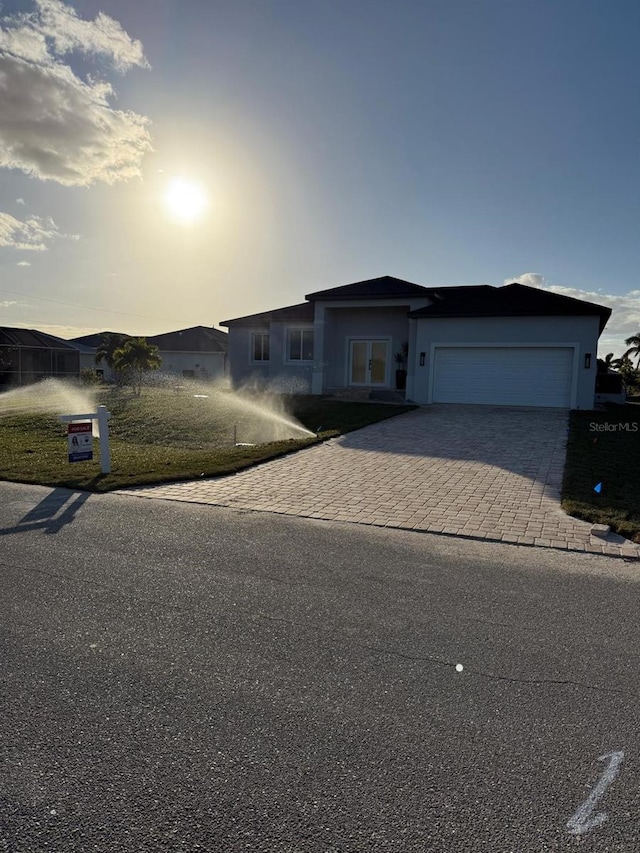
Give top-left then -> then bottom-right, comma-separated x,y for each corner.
3,560 -> 633,700
359,643 -> 631,696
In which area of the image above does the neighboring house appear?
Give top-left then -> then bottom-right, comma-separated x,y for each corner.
68,330 -> 123,381
0,326 -> 80,389
146,326 -> 228,380
69,326 -> 228,382
220,275 -> 611,409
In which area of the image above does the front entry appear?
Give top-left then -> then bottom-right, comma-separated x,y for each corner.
349,339 -> 388,386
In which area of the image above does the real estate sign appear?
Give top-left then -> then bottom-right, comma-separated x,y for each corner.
68,422 -> 93,463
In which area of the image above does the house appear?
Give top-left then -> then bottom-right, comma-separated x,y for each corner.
146,326 -> 228,380
68,330 -> 125,381
0,326 -> 80,389
69,325 -> 228,382
220,276 -> 611,409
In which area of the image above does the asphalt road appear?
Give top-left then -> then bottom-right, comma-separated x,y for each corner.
1,480 -> 640,852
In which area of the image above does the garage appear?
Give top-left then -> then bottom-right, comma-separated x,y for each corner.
432,346 -> 575,407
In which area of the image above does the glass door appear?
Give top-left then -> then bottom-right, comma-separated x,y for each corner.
349,340 -> 388,386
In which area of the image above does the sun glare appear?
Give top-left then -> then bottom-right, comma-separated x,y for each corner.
163,178 -> 208,223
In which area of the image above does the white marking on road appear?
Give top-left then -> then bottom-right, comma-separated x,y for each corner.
455,663 -> 464,672
566,750 -> 625,836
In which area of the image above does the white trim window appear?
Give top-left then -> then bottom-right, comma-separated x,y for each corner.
251,332 -> 270,362
288,328 -> 314,361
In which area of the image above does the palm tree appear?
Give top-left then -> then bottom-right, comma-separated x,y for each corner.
623,333 -> 640,368
95,332 -> 129,377
612,354 -> 633,371
603,353 -> 616,368
113,337 -> 161,395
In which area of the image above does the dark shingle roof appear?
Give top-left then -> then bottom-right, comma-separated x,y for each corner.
0,326 -> 79,349
220,302 -> 314,327
147,326 -> 228,353
306,275 -> 431,301
70,331 -> 127,347
70,327 -> 228,352
409,282 -> 611,334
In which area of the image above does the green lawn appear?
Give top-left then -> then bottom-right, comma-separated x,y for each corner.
562,406 -> 640,543
0,385 -> 415,492
6,382 -> 636,542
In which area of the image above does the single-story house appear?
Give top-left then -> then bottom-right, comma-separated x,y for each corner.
68,331 -> 125,382
69,326 -> 228,382
0,326 -> 80,389
220,276 -> 612,409
146,326 -> 228,380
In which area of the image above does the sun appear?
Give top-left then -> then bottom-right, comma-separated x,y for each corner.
163,178 -> 208,223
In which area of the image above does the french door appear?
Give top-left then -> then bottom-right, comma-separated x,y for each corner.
349,340 -> 388,386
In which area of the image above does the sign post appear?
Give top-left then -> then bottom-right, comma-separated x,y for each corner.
59,405 -> 112,474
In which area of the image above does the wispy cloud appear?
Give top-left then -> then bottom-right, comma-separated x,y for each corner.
16,197 -> 25,205
0,0 -> 152,186
0,211 -> 75,250
506,272 -> 640,356
34,0 -> 150,72
16,260 -> 31,266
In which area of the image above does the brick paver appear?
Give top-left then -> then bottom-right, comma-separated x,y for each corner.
119,405 -> 640,558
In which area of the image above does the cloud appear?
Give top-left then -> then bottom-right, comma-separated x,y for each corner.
0,0 -> 152,186
16,198 -> 25,205
16,260 -> 31,266
505,272 -> 640,356
504,272 -> 546,287
34,0 -> 150,73
0,211 -> 74,250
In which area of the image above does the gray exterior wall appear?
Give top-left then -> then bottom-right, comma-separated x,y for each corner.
411,315 -> 601,408
158,350 -> 226,381
228,325 -> 270,387
228,321 -> 315,392
322,306 -> 411,388
228,300 -> 432,393
311,297 -> 431,393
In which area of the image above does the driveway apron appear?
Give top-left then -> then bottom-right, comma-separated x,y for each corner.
120,405 -> 640,558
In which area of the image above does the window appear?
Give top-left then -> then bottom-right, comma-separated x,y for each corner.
252,332 -> 270,362
288,329 -> 314,361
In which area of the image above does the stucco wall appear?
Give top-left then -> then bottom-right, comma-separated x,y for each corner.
411,315 -> 601,408
159,350 -> 226,381
228,322 -> 314,391
322,306 -> 411,388
228,326 -> 270,386
80,352 -> 115,381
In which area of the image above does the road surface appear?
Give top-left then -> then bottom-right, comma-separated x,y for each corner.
1,481 -> 640,851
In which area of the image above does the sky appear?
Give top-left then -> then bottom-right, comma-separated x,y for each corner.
0,0 -> 639,356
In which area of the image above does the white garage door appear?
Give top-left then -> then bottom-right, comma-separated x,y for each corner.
432,347 -> 574,407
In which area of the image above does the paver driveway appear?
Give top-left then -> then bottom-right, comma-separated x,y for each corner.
121,405 -> 640,558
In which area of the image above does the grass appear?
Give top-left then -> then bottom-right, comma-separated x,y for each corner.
8,380 -> 637,543
562,405 -> 640,543
0,385 -> 416,492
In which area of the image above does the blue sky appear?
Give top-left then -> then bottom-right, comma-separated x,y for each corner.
0,0 -> 639,355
